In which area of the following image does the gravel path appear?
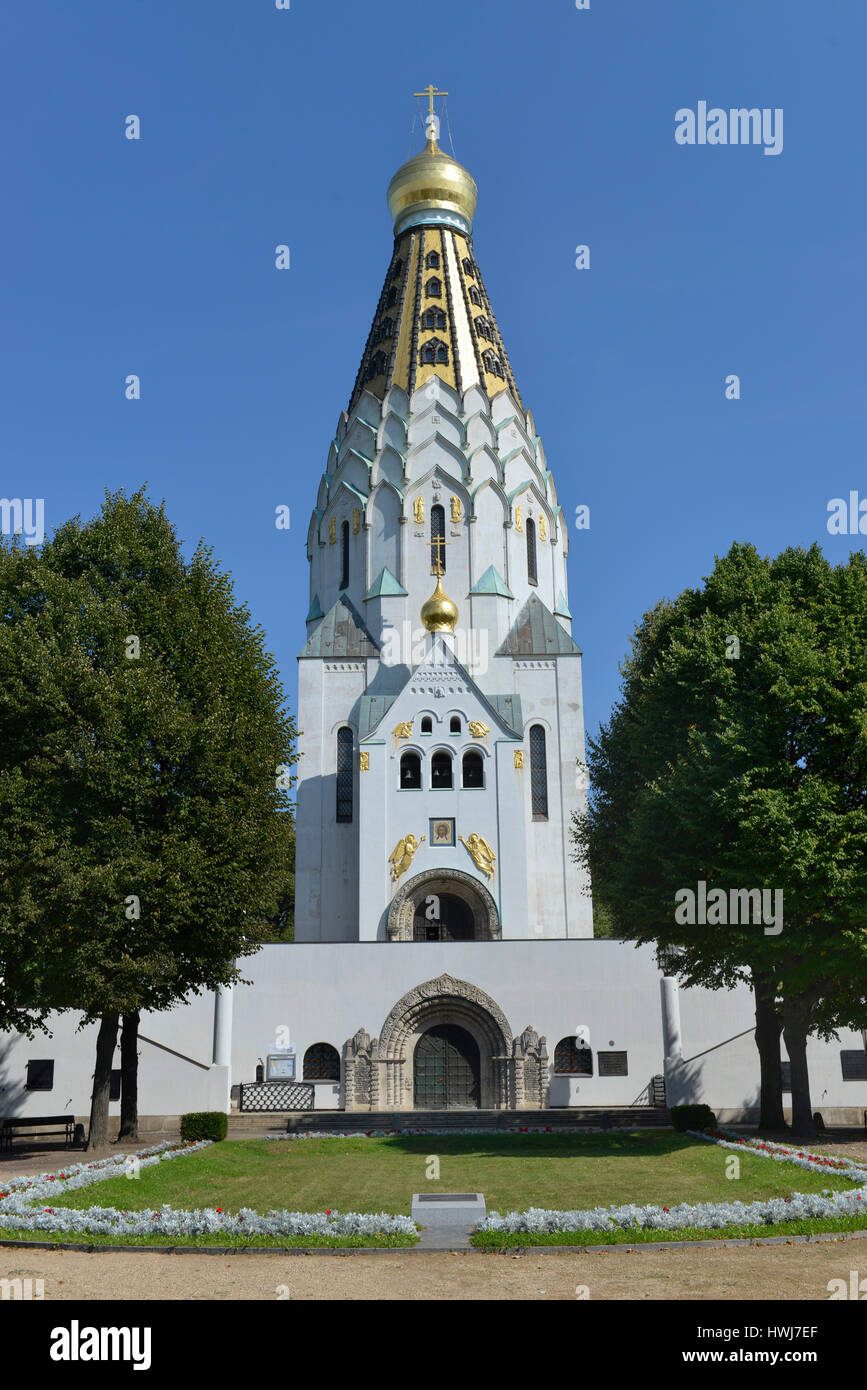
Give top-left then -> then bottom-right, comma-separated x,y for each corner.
2,1238 -> 865,1301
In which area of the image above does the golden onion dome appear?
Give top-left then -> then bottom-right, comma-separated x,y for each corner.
420,573 -> 459,632
387,135 -> 478,236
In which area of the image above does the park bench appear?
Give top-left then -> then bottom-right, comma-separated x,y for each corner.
0,1115 -> 84,1152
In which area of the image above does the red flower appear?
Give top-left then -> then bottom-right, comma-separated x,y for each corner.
326,1209 -> 332,1215
662,1206 -> 669,1212
216,1208 -> 223,1214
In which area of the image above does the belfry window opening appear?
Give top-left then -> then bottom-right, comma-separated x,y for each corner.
339,520 -> 349,590
430,504 -> 446,573
336,727 -> 354,822
526,517 -> 538,585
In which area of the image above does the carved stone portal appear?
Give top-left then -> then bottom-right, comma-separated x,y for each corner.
341,975 -> 547,1111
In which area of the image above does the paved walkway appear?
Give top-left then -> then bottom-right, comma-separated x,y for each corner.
1,1237 -> 864,1300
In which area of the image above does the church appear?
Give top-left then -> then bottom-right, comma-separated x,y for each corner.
2,103 -> 865,1128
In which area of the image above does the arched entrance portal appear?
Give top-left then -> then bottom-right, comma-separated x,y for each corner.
414,1023 -> 481,1109
413,893 -> 474,941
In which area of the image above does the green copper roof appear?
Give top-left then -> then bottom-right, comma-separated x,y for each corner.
554,590 -> 572,620
306,594 -> 324,623
496,592 -> 582,657
469,565 -> 513,599
365,567 -> 408,599
299,595 -> 380,659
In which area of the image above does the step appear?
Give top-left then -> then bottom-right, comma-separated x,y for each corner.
228,1107 -> 672,1135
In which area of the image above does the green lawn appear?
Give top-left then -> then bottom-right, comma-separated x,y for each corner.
46,1132 -> 862,1219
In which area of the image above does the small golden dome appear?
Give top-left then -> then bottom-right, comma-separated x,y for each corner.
387,135 -> 478,235
421,573 -> 459,632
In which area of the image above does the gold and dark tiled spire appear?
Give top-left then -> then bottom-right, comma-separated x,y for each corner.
348,129 -> 523,413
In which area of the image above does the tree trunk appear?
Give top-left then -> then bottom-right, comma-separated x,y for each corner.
117,1010 -> 140,1142
782,994 -> 817,1138
753,972 -> 787,1132
87,1012 -> 119,1150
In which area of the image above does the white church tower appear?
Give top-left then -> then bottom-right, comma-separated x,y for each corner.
295,94 -> 593,961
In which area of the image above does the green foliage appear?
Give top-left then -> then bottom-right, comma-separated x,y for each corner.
0,487 -> 298,1031
180,1111 -> 228,1142
670,1104 -> 716,1133
573,542 -> 867,1033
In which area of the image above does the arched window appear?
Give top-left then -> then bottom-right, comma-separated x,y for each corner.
426,250 -> 440,269
421,716 -> 433,734
421,308 -> 446,330
336,727 -> 353,822
554,1038 -> 593,1075
339,520 -> 350,590
376,316 -> 393,341
462,750 -> 484,789
387,286 -> 398,307
475,316 -> 492,341
420,336 -> 448,367
392,259 -> 403,280
369,350 -> 388,377
430,504 -> 446,573
529,724 -> 548,820
462,257 -> 475,277
431,750 -> 453,789
303,1043 -> 340,1081
400,751 -> 422,789
526,517 -> 538,585
469,286 -> 482,307
425,277 -> 442,298
450,715 -> 461,733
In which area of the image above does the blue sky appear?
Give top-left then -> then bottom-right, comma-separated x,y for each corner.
2,0 -> 865,745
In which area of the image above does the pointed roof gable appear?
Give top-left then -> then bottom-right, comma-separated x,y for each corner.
365,566 -> 408,599
496,592 -> 582,657
469,565 -> 514,598
360,634 -> 522,740
299,595 -> 380,659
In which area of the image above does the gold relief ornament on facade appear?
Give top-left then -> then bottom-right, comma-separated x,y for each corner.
389,833 -> 426,883
359,751 -> 370,771
468,720 -> 489,741
329,517 -> 336,544
459,833 -> 496,881
352,508 -> 360,535
392,720 -> 413,750
413,496 -> 425,525
514,505 -> 523,532
450,495 -> 463,524
539,514 -> 547,541
513,750 -> 524,769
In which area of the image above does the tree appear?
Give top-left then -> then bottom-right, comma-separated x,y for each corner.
574,543 -> 867,1136
0,489 -> 297,1145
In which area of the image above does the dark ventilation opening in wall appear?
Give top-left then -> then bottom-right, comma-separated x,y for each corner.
25,1060 -> 54,1091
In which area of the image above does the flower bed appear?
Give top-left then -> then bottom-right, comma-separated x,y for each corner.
688,1127 -> 867,1181
0,1139 -> 415,1240
476,1129 -> 867,1236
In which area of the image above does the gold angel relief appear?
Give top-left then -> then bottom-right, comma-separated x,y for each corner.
392,721 -> 413,751
538,514 -> 547,541
514,505 -> 523,532
328,517 -> 336,544
459,832 -> 496,881
468,720 -> 489,740
413,496 -> 425,525
352,508 -> 360,535
450,495 -> 463,524
389,833 -> 426,882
